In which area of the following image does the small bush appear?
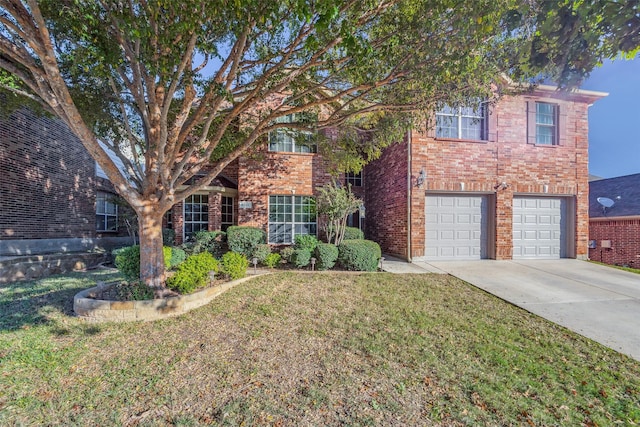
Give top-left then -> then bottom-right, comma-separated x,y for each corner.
191,230 -> 227,258
227,226 -> 266,257
222,252 -> 249,280
338,239 -> 381,272
114,245 -> 141,282
343,227 -> 364,240
168,247 -> 187,268
162,228 -> 176,246
292,248 -> 312,268
280,247 -> 295,263
263,253 -> 281,268
252,244 -> 271,263
166,252 -> 220,294
294,234 -> 318,252
114,245 -> 174,282
315,243 -> 339,270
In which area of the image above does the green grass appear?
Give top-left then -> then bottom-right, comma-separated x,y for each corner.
590,260 -> 640,275
1,271 -> 639,425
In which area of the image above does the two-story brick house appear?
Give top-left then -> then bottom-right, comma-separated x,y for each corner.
365,85 -> 606,260
3,84 -> 606,263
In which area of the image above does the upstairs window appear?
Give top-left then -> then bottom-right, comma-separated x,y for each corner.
268,114 -> 317,153
345,171 -> 363,187
96,192 -> 118,232
535,102 -> 558,145
436,102 -> 487,140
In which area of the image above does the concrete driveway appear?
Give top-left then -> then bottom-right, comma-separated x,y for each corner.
413,259 -> 640,361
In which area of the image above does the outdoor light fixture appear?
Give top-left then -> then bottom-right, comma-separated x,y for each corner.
252,257 -> 258,274
416,167 -> 426,188
310,257 -> 316,271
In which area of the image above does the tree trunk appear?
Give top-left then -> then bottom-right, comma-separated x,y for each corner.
138,207 -> 168,298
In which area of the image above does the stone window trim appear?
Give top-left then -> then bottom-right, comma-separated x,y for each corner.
434,102 -> 489,141
527,100 -> 567,146
268,195 -> 317,244
96,191 -> 118,232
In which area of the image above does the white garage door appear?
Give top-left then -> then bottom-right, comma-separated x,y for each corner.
424,194 -> 488,260
513,197 -> 566,259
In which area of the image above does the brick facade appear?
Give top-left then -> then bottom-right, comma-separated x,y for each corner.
589,219 -> 640,267
366,87 -> 603,260
0,108 -> 126,242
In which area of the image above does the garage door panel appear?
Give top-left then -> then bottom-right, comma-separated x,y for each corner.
425,194 -> 488,260
513,196 -> 567,259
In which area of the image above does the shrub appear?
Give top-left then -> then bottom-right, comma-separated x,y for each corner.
166,252 -> 220,294
162,228 -> 175,246
227,226 -> 266,257
294,234 -> 318,252
115,245 -> 183,282
263,253 -> 281,268
338,239 -> 381,272
191,230 -> 227,258
343,226 -> 364,240
168,247 -> 187,268
292,248 -> 312,268
252,244 -> 271,263
222,251 -> 249,280
315,243 -> 339,270
280,247 -> 295,263
114,245 -> 141,282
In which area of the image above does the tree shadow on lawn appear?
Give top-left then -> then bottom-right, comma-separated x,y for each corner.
0,270 -> 121,332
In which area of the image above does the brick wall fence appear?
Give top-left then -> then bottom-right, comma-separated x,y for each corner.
589,218 -> 640,267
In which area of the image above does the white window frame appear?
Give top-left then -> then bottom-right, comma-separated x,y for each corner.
435,102 -> 488,140
268,195 -> 317,244
221,196 -> 234,231
96,192 -> 118,232
183,194 -> 209,241
535,102 -> 558,145
268,114 -> 317,153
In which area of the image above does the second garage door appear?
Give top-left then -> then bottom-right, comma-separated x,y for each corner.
424,194 -> 489,260
513,196 -> 567,259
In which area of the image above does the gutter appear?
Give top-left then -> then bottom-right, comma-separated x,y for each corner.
407,129 -> 412,262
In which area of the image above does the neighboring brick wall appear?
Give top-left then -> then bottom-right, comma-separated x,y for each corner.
0,109 -> 107,240
589,219 -> 640,267
365,141 -> 408,258
409,91 -> 591,260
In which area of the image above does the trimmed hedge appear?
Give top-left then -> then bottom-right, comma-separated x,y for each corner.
114,245 -> 173,282
191,230 -> 227,258
252,244 -> 271,263
294,234 -> 318,252
166,252 -> 220,294
168,247 -> 187,268
222,251 -> 249,280
227,226 -> 266,257
263,253 -> 281,268
280,247 -> 295,263
343,226 -> 364,240
162,228 -> 176,246
292,248 -> 312,268
338,239 -> 381,272
315,243 -> 339,270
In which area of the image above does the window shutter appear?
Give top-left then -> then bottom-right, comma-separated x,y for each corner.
526,101 -> 537,144
557,106 -> 567,146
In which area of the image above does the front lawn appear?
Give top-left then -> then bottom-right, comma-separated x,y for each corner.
1,271 -> 639,425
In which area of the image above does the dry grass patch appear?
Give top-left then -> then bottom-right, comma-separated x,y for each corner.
1,271 -> 639,426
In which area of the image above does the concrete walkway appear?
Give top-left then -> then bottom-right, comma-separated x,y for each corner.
382,257 -> 640,361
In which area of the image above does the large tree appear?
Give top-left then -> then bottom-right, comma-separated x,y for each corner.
0,0 -> 637,294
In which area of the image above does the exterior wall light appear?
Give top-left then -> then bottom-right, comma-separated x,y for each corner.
416,167 -> 426,188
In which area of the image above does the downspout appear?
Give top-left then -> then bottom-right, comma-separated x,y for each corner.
406,129 -> 412,262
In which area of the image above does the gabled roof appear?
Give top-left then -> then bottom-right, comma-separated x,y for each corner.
589,173 -> 640,218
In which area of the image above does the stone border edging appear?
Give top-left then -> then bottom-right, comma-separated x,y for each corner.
74,273 -> 269,322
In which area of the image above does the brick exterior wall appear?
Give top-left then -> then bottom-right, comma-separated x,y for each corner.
364,141 -> 409,258
589,219 -> 640,267
368,88 -> 599,260
0,108 -> 125,241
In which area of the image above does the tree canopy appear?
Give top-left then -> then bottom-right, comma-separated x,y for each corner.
0,0 -> 638,290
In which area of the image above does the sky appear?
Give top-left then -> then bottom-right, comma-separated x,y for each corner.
581,58 -> 640,179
